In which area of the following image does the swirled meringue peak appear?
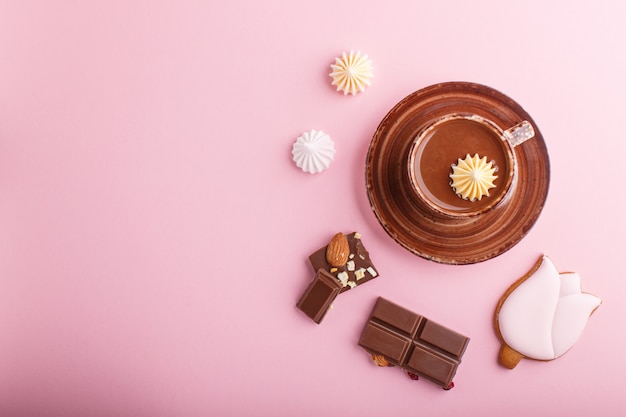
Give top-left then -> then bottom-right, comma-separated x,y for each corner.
292,130 -> 336,174
329,50 -> 374,96
449,154 -> 498,201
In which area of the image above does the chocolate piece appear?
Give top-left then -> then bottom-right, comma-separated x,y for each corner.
296,269 -> 342,324
358,297 -> 470,389
309,232 -> 379,293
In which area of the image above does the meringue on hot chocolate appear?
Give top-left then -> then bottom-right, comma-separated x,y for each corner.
449,153 -> 498,201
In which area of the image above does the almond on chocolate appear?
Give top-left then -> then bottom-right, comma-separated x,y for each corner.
310,232 -> 379,293
325,232 -> 350,267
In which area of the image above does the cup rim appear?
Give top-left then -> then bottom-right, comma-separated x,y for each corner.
407,113 -> 517,218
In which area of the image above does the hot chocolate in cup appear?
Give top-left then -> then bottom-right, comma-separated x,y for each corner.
408,114 -> 535,218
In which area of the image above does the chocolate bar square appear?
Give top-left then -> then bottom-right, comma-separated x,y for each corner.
296,269 -> 342,324
308,232 -> 379,293
358,297 -> 470,389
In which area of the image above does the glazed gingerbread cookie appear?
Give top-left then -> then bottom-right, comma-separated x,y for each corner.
494,255 -> 601,369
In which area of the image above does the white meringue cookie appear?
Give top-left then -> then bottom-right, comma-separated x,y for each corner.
292,129 -> 335,174
329,50 -> 373,96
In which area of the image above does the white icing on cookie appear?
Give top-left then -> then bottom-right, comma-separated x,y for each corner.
552,273 -> 602,357
498,256 -> 601,361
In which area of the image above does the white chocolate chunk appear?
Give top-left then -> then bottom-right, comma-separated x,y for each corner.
337,271 -> 349,287
355,268 -> 366,280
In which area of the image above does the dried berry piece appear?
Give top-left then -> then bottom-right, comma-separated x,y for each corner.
407,372 -> 420,381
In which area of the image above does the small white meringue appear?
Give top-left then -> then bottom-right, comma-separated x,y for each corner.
329,50 -> 374,96
292,130 -> 336,174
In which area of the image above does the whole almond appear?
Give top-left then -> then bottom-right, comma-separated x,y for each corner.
326,233 -> 350,267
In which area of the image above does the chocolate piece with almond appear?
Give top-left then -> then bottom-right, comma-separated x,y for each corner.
309,232 -> 379,293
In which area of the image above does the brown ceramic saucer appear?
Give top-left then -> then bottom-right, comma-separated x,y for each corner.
365,82 -> 550,265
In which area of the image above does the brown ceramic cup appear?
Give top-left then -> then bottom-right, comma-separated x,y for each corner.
408,114 -> 534,218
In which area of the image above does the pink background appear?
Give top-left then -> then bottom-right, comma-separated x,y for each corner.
1,1 -> 625,416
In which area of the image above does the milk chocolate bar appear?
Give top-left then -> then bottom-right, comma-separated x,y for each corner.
309,232 -> 379,293
296,269 -> 342,324
358,297 -> 470,389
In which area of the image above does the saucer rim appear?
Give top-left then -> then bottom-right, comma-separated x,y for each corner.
365,81 -> 550,265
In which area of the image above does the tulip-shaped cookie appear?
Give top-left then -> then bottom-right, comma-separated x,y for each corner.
495,255 -> 601,369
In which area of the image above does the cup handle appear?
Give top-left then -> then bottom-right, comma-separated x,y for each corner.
503,121 -> 535,147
